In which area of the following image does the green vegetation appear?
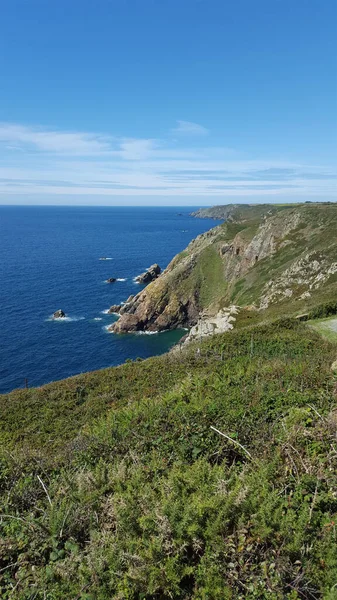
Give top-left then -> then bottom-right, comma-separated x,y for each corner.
112,203 -> 337,334
1,203 -> 337,597
309,317 -> 337,343
1,318 -> 337,598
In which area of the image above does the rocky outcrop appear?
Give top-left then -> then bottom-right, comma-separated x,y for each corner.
108,304 -> 121,314
111,286 -> 199,333
135,264 -> 161,284
53,310 -> 66,319
110,204 -> 337,335
179,306 -> 239,346
260,254 -> 337,309
106,277 -> 116,283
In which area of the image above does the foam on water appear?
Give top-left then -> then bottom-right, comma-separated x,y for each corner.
46,315 -> 85,322
136,330 -> 160,335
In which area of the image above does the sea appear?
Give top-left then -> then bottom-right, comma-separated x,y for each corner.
0,206 -> 217,393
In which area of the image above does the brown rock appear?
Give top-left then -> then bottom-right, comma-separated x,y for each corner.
111,314 -> 142,333
108,304 -> 121,314
135,264 -> 161,284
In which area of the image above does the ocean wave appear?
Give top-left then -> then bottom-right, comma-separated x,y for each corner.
101,309 -> 110,314
116,278 -> 127,281
46,315 -> 85,322
135,330 -> 159,335
93,317 -> 103,321
99,257 -> 113,260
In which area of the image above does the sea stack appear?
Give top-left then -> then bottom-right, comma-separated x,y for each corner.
53,309 -> 66,319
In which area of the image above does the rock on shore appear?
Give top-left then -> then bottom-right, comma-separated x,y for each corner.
135,264 -> 161,284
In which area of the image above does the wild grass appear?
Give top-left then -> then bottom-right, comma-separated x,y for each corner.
1,319 -> 337,598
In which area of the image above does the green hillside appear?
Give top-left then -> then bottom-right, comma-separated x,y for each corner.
112,203 -> 337,334
1,315 -> 337,599
1,203 -> 337,598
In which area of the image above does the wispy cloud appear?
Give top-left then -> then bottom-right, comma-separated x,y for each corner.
0,123 -> 112,155
119,138 -> 157,160
172,120 -> 209,135
0,121 -> 336,201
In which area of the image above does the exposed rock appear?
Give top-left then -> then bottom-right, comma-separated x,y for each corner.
108,314 -> 141,333
259,253 -> 337,309
181,307 -> 239,345
109,204 -> 337,335
295,313 -> 309,321
331,360 -> 337,372
53,309 -> 66,319
299,291 -> 311,300
135,264 -> 161,284
106,277 -> 116,283
111,285 -> 199,334
108,304 -> 121,314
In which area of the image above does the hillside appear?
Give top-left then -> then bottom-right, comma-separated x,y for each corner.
111,203 -> 337,334
190,203 -> 300,221
1,317 -> 337,598
1,202 -> 337,599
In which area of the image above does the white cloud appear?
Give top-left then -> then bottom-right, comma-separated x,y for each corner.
172,120 -> 209,135
119,138 -> 157,160
0,123 -> 112,155
0,121 -> 335,201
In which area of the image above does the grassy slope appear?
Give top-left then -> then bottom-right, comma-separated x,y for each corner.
1,318 -> 337,599
309,317 -> 337,343
190,203 -> 337,315
231,204 -> 337,308
113,203 -> 337,334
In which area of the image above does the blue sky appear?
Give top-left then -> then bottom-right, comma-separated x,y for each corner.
0,0 -> 336,205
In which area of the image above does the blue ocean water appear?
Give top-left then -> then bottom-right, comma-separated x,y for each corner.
0,206 -> 216,393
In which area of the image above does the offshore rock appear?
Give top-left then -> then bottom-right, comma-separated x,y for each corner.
106,277 -> 116,283
53,309 -> 66,319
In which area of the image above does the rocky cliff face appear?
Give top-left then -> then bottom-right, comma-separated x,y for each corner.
111,203 -> 337,334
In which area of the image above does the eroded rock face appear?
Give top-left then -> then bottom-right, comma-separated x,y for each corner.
135,264 -> 161,284
53,310 -> 66,319
108,304 -> 121,314
178,306 -> 239,346
109,204 -> 337,335
108,314 -> 140,333
111,283 -> 199,334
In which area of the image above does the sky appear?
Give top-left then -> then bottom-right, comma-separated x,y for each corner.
0,0 -> 336,206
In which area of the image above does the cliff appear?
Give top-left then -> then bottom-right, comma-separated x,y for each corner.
112,203 -> 337,333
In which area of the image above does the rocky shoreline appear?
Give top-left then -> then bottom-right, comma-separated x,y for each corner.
106,203 -> 337,339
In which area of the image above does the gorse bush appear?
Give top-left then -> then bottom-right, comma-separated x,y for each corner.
309,301 -> 337,319
0,320 -> 336,599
